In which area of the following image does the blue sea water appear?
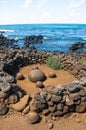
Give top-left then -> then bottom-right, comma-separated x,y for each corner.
0,24 -> 86,52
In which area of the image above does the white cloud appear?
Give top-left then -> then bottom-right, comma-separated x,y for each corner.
0,0 -> 8,4
41,12 -> 50,19
68,0 -> 86,9
24,0 -> 32,8
37,0 -> 48,9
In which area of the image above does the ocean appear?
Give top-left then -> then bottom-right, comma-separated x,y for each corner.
0,24 -> 86,52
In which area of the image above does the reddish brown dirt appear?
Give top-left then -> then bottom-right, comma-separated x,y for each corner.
1,64 -> 86,130
17,64 -> 76,97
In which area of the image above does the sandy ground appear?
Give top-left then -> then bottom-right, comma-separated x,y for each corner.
0,64 -> 86,130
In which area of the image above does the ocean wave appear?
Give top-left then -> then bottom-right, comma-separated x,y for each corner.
0,29 -> 15,33
80,37 -> 86,41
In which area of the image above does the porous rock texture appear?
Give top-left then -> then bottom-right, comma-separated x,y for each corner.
33,77 -> 86,117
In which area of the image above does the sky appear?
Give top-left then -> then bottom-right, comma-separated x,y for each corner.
0,0 -> 86,24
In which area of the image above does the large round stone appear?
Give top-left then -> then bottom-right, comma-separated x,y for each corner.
28,112 -> 40,124
29,69 -> 46,82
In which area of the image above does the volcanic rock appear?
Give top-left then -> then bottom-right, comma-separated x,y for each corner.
76,102 -> 86,113
0,104 -> 9,115
0,81 -> 11,93
66,83 -> 80,93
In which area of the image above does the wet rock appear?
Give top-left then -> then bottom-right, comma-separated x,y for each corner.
10,95 -> 30,111
29,69 -> 46,82
16,73 -> 24,80
69,42 -> 85,51
28,112 -> 40,124
48,72 -> 56,78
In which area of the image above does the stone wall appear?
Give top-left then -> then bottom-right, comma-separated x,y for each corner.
33,77 -> 86,117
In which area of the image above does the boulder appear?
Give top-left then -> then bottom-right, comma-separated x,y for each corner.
69,42 -> 85,51
29,69 -> 46,82
28,112 -> 40,124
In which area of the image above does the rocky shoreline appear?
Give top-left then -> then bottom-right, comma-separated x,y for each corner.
0,35 -> 86,127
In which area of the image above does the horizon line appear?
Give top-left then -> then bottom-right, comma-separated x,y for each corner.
0,23 -> 86,26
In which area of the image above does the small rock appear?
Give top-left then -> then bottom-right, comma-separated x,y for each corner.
36,81 -> 44,88
65,96 -> 74,106
0,81 -> 11,92
42,109 -> 50,116
16,73 -> 24,80
16,91 -> 23,98
51,95 -> 62,104
48,72 -> 56,78
57,103 -> 64,111
10,95 -> 30,112
0,91 -> 6,99
48,122 -> 54,129
5,75 -> 16,83
32,66 -> 39,70
66,83 -> 80,93
48,106 -> 56,113
52,84 -> 65,95
76,102 -> 86,113
0,104 -> 9,115
28,112 -> 40,124
8,94 -> 18,104
22,105 -> 30,114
